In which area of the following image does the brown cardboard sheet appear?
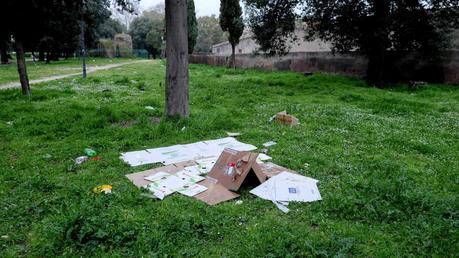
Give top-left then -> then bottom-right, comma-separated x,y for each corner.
258,162 -> 297,178
207,149 -> 266,191
195,178 -> 240,205
276,111 -> 299,126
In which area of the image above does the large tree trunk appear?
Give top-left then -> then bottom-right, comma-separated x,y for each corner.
0,39 -> 9,64
38,51 -> 45,61
231,44 -> 236,69
14,38 -> 30,96
366,0 -> 389,87
165,0 -> 189,117
0,46 -> 8,64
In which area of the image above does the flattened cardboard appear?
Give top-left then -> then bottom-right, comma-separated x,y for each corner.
195,178 -> 240,205
276,111 -> 299,126
207,149 -> 267,191
258,162 -> 297,178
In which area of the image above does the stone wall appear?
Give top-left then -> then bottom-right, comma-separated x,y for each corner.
190,52 -> 459,84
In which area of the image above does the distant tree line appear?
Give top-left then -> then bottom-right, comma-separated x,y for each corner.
242,0 -> 459,87
128,0 -> 202,59
1,0 -> 135,96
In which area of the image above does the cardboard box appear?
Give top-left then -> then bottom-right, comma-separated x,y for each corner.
207,148 -> 267,191
275,111 -> 299,126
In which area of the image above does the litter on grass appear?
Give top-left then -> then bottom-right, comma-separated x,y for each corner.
75,156 -> 89,165
226,132 -> 241,137
123,138 -> 321,210
273,111 -> 299,126
93,185 -> 113,194
84,148 -> 97,157
263,141 -> 277,147
257,153 -> 272,163
120,137 -> 257,166
250,172 -> 321,213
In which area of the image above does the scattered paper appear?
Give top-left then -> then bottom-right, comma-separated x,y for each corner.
183,165 -> 202,176
263,141 -> 277,147
144,172 -> 172,182
120,150 -> 156,167
144,170 -> 205,200
121,137 -> 256,167
257,153 -> 272,163
195,157 -> 218,174
145,106 -> 155,110
226,132 -> 241,137
250,172 -> 321,212
177,184 -> 208,197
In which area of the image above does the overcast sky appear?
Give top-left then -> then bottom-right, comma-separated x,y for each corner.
139,0 -> 221,17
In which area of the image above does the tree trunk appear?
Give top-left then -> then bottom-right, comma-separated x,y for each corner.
0,45 -> 8,64
46,52 -> 50,64
231,44 -> 236,69
14,38 -> 30,96
165,0 -> 189,117
366,0 -> 389,87
39,51 -> 45,61
367,45 -> 385,88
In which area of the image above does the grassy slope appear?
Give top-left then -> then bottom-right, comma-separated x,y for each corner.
0,61 -> 458,257
0,58 -> 139,84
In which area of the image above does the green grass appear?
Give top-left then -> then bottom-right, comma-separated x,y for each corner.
0,57 -> 140,84
0,60 -> 458,257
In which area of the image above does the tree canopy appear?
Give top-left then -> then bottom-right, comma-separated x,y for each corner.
187,0 -> 198,54
244,0 -> 300,56
195,15 -> 227,53
2,0 -> 137,95
129,8 -> 165,58
220,0 -> 244,66
303,0 -> 459,85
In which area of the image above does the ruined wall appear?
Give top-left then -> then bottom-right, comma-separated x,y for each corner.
190,52 -> 459,84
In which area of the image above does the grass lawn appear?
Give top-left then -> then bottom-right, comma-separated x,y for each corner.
0,60 -> 458,257
0,57 -> 140,84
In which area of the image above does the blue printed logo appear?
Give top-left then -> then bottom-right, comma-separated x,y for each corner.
288,187 -> 297,194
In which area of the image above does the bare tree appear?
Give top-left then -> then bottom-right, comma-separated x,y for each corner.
165,0 -> 189,117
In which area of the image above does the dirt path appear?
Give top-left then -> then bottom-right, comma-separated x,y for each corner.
0,60 -> 152,90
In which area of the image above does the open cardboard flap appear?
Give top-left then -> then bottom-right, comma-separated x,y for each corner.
207,148 -> 267,192
258,162 -> 297,178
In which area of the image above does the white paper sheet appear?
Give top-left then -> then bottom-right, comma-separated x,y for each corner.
256,153 -> 272,163
195,157 -> 219,174
250,172 -> 321,212
121,137 -> 257,167
183,165 -> 202,176
144,172 -> 173,182
263,141 -> 277,147
175,170 -> 205,184
177,184 -> 208,197
120,150 -> 156,167
144,170 -> 205,200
